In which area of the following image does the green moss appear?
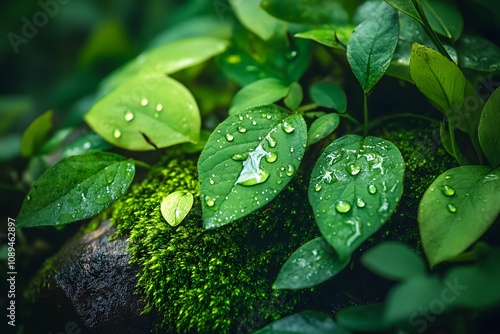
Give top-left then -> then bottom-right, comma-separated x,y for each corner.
111,155 -> 321,333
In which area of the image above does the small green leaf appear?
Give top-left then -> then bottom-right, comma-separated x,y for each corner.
309,82 -> 347,113
347,2 -> 399,92
307,113 -> 340,146
479,87 -> 500,168
284,82 -> 303,111
254,311 -> 347,334
423,0 -> 463,41
160,191 -> 194,227
62,132 -> 112,158
273,237 -> 349,290
457,34 -> 500,72
260,0 -> 349,24
20,110 -> 53,157
336,304 -> 389,332
295,28 -> 352,51
361,242 -> 426,280
439,121 -> 464,164
16,151 -> 135,227
100,37 -> 228,94
85,73 -> 200,151
309,135 -> 405,261
198,105 -> 307,229
418,166 -> 500,267
229,78 -> 290,115
229,0 -> 286,41
384,0 -> 423,24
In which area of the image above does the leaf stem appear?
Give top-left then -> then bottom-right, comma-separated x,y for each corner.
296,103 -> 319,114
130,159 -> 151,169
339,113 -> 362,127
363,92 -> 368,136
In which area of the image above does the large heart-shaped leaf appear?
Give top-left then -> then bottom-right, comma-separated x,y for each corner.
309,135 -> 405,261
16,151 -> 135,227
418,165 -> 500,267
347,2 -> 399,92
85,73 -> 200,151
273,237 -> 349,290
198,105 -> 307,229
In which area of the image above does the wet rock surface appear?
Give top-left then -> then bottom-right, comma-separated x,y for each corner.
25,220 -> 156,334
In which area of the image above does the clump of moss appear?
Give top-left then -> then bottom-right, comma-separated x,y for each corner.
111,155 -> 321,333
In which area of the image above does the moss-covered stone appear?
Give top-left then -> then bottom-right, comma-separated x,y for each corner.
111,155 -> 323,333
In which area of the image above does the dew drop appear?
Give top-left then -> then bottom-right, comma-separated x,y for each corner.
445,175 -> 451,180
265,152 -> 278,163
226,133 -> 234,142
231,153 -> 248,161
238,115 -> 244,121
266,134 -> 277,148
368,184 -> 377,194
314,184 -> 322,192
286,164 -> 295,176
124,111 -> 134,122
27,195 -> 31,201
282,122 -> 295,133
156,104 -> 163,112
346,163 -> 361,176
439,185 -> 456,197
113,128 -> 122,139
227,54 -> 241,64
205,196 -> 216,207
238,126 -> 247,133
447,203 -> 457,213
335,200 -> 351,213
356,197 -> 365,208
209,178 -> 215,185
276,178 -> 283,184
252,120 -> 257,126
235,144 -> 271,186
140,98 -> 149,106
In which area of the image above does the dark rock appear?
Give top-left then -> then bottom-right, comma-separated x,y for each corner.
24,220 -> 156,334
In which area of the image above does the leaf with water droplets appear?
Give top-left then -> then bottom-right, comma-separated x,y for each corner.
457,34 -> 500,72
307,113 -> 340,146
273,237 -> 350,290
198,105 -> 307,229
229,78 -> 290,115
160,191 -> 194,227
254,310 -> 347,334
479,87 -> 500,169
16,151 -> 135,227
308,135 -> 405,261
418,165 -> 500,267
85,73 -> 200,151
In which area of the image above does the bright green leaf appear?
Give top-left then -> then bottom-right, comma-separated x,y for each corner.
423,0 -> 463,41
198,105 -> 307,229
62,132 -> 112,158
16,151 -> 135,227
361,242 -> 426,280
336,304 -> 389,332
295,28 -> 351,51
39,128 -> 73,155
254,310 -> 347,334
100,37 -> 228,94
86,73 -> 200,151
418,166 -> 500,267
20,110 -> 53,158
260,0 -> 349,25
307,113 -> 340,146
284,82 -> 303,111
384,0 -> 423,24
273,237 -> 349,290
439,121 -> 464,164
309,81 -> 347,113
160,191 -> 194,227
457,34 -> 500,72
479,87 -> 500,168
229,78 -> 290,115
309,135 -> 405,261
229,0 -> 286,41
347,2 -> 399,92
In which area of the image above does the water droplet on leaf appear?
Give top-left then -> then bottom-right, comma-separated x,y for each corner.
285,164 -> 295,176
265,152 -> 278,163
124,111 -> 134,121
231,153 -> 247,161
314,184 -> 322,192
226,133 -> 234,142
346,163 -> 361,176
113,128 -> 122,139
238,126 -> 247,133
439,185 -> 455,197
282,122 -> 295,133
335,200 -> 351,213
235,144 -> 271,186
205,196 -> 216,207
266,134 -> 277,148
368,184 -> 377,194
156,104 -> 163,112
141,98 -> 148,106
447,203 -> 457,213
356,197 -> 365,208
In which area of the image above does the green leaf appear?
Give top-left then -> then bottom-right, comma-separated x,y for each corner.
336,304 -> 389,332
198,105 -> 307,229
229,0 -> 286,41
309,81 -> 347,113
100,37 -> 228,94
273,237 -> 350,290
20,110 -> 53,158
418,166 -> 500,267
16,151 -> 135,227
361,242 -> 426,280
384,276 -> 445,324
479,87 -> 500,168
307,113 -> 340,146
384,0 -> 423,24
410,43 -> 467,129
439,121 -> 464,164
160,191 -> 194,227
254,311 -> 347,334
284,82 -> 303,111
347,2 -> 399,92
229,78 -> 290,115
260,0 -> 349,24
457,34 -> 500,72
62,132 -> 112,158
423,0 -> 463,41
85,73 -> 200,151
295,28 -> 352,51
309,135 -> 405,261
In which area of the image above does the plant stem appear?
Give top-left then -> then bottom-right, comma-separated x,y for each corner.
131,159 -> 152,169
339,113 -> 362,127
363,92 -> 368,136
447,124 -> 462,165
296,103 -> 319,114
